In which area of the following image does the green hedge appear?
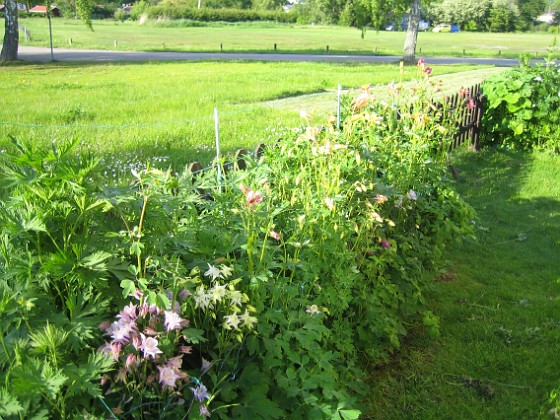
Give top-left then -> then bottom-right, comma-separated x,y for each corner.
146,5 -> 297,23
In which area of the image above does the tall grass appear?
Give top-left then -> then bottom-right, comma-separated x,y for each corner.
12,18 -> 559,58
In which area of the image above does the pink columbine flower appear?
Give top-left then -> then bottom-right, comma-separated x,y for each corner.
269,230 -> 281,241
132,335 -> 142,350
109,319 -> 135,345
166,356 -> 184,371
140,333 -> 163,360
179,289 -> 191,301
467,98 -> 476,110
158,365 -> 182,389
381,239 -> 392,249
164,311 -> 185,332
241,184 -> 263,207
125,353 -> 137,370
425,67 -> 432,75
117,303 -> 138,323
376,194 -> 388,204
200,405 -> 211,418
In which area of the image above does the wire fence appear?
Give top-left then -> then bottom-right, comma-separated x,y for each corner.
0,82 -> 484,180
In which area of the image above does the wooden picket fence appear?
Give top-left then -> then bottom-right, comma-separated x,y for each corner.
448,83 -> 485,151
187,84 -> 485,177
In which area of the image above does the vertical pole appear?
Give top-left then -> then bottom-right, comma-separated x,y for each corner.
337,84 -> 342,130
214,108 -> 222,193
47,10 -> 54,62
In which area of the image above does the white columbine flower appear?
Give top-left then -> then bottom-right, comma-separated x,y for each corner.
228,290 -> 244,307
209,283 -> 227,303
194,285 -> 212,311
239,310 -> 258,329
224,313 -> 241,330
219,264 -> 234,278
306,304 -> 321,316
204,263 -> 222,280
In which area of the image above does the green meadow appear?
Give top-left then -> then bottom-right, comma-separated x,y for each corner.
11,18 -> 559,58
1,61 -> 488,181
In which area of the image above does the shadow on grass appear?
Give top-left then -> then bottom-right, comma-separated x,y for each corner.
365,147 -> 560,419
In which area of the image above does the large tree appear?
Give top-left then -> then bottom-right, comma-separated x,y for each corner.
403,0 -> 421,63
1,0 -> 19,62
1,0 -> 94,63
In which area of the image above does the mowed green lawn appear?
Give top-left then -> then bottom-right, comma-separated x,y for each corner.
366,149 -> 560,418
11,18 -> 559,58
1,60 -> 487,181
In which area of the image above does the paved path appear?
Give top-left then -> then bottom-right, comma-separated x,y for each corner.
18,46 -> 526,66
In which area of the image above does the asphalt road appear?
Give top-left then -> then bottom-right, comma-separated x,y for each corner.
18,46 -> 527,66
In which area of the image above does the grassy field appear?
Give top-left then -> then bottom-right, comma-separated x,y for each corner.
1,61 -> 492,181
366,148 -> 560,418
11,18 -> 559,58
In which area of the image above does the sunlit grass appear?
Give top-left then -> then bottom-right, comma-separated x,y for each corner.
1,60 -> 487,182
11,18 -> 559,58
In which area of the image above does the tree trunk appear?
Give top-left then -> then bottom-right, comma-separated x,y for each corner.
403,0 -> 421,64
1,0 -> 19,62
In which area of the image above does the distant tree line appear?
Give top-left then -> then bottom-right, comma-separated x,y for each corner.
104,0 -> 555,33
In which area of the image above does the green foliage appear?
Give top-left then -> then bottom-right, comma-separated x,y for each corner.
129,0 -> 150,20
481,52 -> 560,151
0,61 -> 476,417
146,4 -> 297,22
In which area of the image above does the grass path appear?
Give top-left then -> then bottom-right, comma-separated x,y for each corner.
263,67 -> 508,115
365,148 -> 560,418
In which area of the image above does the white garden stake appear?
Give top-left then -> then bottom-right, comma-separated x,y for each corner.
214,107 -> 222,193
337,84 -> 342,130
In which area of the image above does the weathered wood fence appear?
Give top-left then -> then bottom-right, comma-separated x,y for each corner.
448,83 -> 485,151
187,84 -> 485,176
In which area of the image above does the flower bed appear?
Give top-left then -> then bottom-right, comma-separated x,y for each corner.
0,61 -> 476,418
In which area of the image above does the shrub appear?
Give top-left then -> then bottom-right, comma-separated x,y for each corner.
481,51 -> 560,151
113,8 -> 129,21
